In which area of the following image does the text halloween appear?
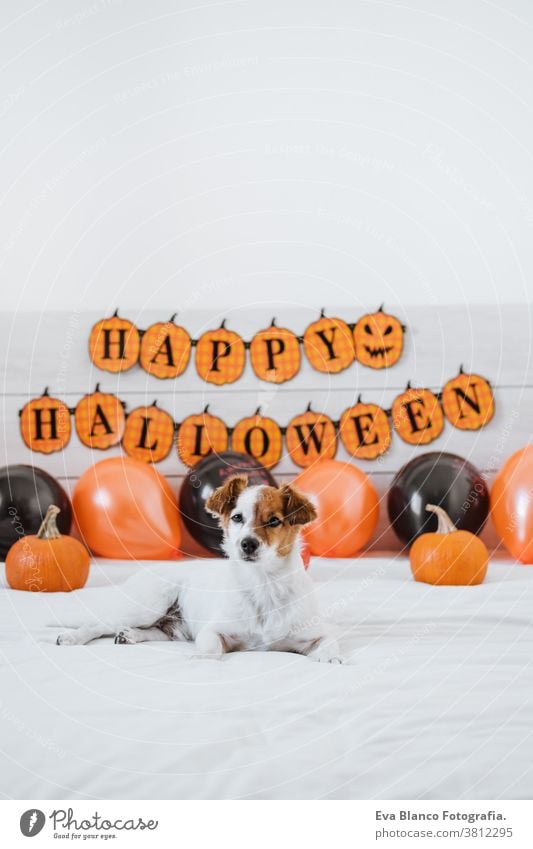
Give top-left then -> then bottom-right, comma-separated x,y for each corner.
88,307 -> 406,381
20,370 -> 494,468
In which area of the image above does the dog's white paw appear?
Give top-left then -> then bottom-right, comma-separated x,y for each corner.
56,632 -> 77,646
114,627 -> 137,645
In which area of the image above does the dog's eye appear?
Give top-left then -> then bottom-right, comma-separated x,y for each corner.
231,513 -> 244,524
266,516 -> 282,528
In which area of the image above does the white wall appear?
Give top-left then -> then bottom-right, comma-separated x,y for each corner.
1,0 -> 532,313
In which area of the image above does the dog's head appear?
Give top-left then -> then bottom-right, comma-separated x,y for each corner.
206,475 -> 317,564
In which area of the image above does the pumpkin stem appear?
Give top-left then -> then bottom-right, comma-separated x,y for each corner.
43,386 -> 49,397
459,364 -> 464,374
320,307 -> 326,318
219,318 -> 226,330
95,382 -> 100,393
112,308 -> 119,317
37,505 -> 61,540
203,404 -> 210,414
169,313 -> 177,323
357,393 -> 362,404
426,504 -> 456,534
378,303 -> 384,312
270,317 -> 277,327
254,406 -> 261,416
306,401 -> 313,412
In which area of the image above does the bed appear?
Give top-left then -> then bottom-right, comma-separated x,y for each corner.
1,554 -> 532,800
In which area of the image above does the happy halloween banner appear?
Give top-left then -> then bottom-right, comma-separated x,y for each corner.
88,307 -> 407,380
19,369 -> 495,468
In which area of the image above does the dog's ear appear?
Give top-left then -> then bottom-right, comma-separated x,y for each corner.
279,484 -> 317,527
206,475 -> 248,518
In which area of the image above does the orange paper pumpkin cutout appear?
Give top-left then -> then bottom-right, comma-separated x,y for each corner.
122,402 -> 175,463
75,384 -> 126,449
20,388 -> 71,454
195,321 -> 246,385
353,306 -> 404,369
303,312 -> 354,373
89,310 -> 140,373
285,406 -> 337,468
339,399 -> 391,459
232,411 -> 283,469
441,368 -> 494,430
139,315 -> 191,379
392,385 -> 444,445
249,320 -> 301,383
177,406 -> 229,467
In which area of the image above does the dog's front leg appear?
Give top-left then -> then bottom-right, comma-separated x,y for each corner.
304,635 -> 344,664
276,634 -> 345,664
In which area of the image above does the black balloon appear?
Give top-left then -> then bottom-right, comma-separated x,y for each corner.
179,451 -> 277,555
0,465 -> 72,559
388,452 -> 489,547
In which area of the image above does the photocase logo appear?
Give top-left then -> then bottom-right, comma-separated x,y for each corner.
20,809 -> 45,837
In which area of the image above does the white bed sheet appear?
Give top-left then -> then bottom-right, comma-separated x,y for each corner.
0,555 -> 532,800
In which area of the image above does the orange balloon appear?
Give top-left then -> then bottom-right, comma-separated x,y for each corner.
491,445 -> 533,563
294,459 -> 379,557
73,458 -> 181,559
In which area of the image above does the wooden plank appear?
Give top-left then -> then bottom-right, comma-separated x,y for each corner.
2,385 -> 531,477
0,305 -> 531,394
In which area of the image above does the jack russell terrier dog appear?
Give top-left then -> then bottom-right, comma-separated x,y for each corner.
55,475 -> 343,663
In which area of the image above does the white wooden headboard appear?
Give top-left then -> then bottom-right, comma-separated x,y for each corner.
1,305 -> 531,551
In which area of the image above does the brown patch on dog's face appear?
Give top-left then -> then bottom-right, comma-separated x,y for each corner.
205,475 -> 248,527
253,484 -> 317,558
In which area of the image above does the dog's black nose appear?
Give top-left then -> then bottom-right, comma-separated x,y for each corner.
241,536 -> 259,557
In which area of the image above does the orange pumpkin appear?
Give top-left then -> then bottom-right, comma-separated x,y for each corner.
339,399 -> 391,459
20,388 -> 71,454
195,320 -> 245,385
391,385 -> 444,445
286,405 -> 337,468
353,306 -> 404,369
177,406 -> 229,466
139,314 -> 191,379
75,384 -> 126,449
441,367 -> 494,430
6,505 -> 90,592
249,320 -> 301,383
122,402 -> 175,463
89,309 -> 140,373
232,411 -> 283,468
303,312 -> 354,373
410,504 -> 488,586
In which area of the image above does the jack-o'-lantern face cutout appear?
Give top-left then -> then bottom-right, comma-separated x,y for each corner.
250,321 -> 301,383
353,307 -> 404,369
177,407 -> 228,466
232,412 -> 282,468
20,389 -> 71,454
339,400 -> 391,459
89,310 -> 140,373
392,386 -> 444,445
286,407 -> 337,468
122,402 -> 175,463
75,385 -> 126,449
441,369 -> 494,430
140,316 -> 191,379
303,314 -> 354,374
195,321 -> 245,385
